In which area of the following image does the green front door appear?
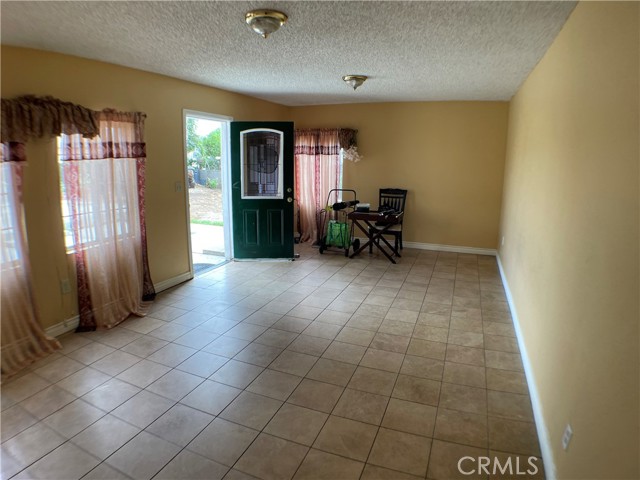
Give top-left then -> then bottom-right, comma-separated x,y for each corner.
230,121 -> 294,259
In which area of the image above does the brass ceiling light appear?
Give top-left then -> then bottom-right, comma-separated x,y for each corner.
245,10 -> 288,38
343,75 -> 368,90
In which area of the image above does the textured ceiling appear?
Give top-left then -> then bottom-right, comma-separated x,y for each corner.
1,1 -> 576,106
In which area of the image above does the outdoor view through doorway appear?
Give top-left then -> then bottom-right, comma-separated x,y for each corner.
185,115 -> 227,275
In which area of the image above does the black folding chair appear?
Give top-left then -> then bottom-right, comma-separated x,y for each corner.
369,188 -> 408,254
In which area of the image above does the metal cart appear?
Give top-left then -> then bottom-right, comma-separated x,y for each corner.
317,189 -> 361,257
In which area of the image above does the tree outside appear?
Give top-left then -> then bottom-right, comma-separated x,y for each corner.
186,116 -> 225,261
186,117 -> 222,185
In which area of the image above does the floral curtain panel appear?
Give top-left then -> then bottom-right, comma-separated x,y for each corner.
59,110 -> 155,331
294,128 -> 358,243
1,146 -> 60,377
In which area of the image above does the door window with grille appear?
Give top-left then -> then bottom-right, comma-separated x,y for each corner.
240,129 -> 283,199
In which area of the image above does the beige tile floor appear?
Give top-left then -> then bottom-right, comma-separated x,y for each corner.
1,244 -> 544,480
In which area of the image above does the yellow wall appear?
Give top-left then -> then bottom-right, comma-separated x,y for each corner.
291,102 -> 509,249
499,2 -> 639,478
3,3 -> 638,476
1,46 -> 290,329
1,47 -> 510,331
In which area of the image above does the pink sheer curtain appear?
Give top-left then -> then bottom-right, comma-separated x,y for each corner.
294,129 -> 342,243
59,110 -> 154,331
1,143 -> 60,377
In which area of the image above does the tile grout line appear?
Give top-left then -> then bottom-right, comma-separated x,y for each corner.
4,248 -> 540,480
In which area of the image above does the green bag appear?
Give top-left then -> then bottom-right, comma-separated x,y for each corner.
327,220 -> 350,248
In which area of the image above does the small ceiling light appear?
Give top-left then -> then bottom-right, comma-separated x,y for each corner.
342,75 -> 368,91
245,9 -> 288,38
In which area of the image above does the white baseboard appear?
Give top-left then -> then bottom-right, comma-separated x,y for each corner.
496,254 -> 556,480
403,240 -> 497,256
154,271 -> 193,293
45,315 -> 79,338
44,272 -> 194,339
354,237 -> 497,256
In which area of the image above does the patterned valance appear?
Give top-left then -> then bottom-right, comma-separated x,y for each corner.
99,109 -> 147,131
294,128 -> 358,156
58,109 -> 147,161
1,95 -> 100,143
0,142 -> 27,163
1,96 -> 147,162
338,128 -> 358,149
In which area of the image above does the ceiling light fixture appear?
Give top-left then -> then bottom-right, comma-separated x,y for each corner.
342,75 -> 368,91
245,9 -> 288,38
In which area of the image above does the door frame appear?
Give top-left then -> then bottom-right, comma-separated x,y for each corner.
182,109 -> 234,278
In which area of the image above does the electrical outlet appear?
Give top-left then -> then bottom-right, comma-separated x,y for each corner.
562,424 -> 573,451
501,236 -> 505,247
60,279 -> 71,295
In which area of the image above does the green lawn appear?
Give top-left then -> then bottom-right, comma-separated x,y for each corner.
190,219 -> 224,227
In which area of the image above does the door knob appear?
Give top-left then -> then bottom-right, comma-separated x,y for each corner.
286,187 -> 293,193
287,197 -> 293,203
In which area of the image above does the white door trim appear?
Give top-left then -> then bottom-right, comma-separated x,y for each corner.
182,110 -> 234,278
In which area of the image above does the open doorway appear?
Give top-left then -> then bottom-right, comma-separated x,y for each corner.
184,111 -> 232,276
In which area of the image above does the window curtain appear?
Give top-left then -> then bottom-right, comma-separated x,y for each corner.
59,109 -> 155,331
1,143 -> 60,377
294,129 -> 342,243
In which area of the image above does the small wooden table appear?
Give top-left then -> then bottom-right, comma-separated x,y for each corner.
348,210 -> 404,264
